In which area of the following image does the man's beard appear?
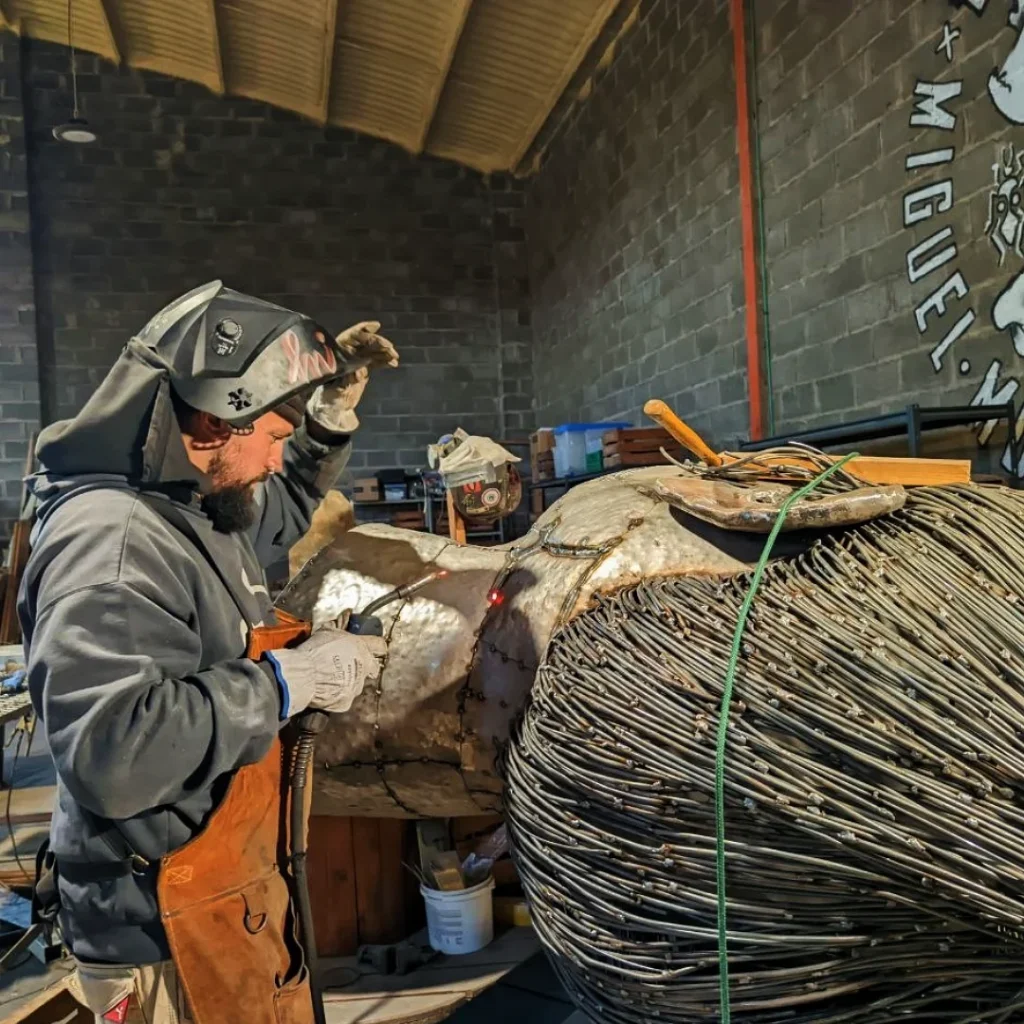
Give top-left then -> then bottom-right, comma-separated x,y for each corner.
201,451 -> 264,533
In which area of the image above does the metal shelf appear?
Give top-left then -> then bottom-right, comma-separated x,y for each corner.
529,470 -> 610,491
352,497 -> 437,506
739,403 -> 1020,473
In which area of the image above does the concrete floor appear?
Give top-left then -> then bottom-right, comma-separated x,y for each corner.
322,925 -> 580,1024
0,935 -> 585,1024
443,949 -> 582,1024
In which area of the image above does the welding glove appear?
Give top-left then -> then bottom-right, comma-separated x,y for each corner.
265,623 -> 388,717
307,321 -> 400,434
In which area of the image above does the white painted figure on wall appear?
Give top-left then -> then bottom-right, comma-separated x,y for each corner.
985,144 -> 1024,263
988,0 -> 1024,123
992,269 -> 1024,357
905,1 -> 1024,474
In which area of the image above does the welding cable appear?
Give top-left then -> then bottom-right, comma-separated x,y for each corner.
4,713 -> 36,885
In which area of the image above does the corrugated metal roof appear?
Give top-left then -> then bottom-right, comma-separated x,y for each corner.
1,0 -> 625,174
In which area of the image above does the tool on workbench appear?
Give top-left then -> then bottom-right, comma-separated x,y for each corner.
257,568 -> 446,1024
643,398 -> 972,487
643,399 -> 723,466
355,938 -> 438,976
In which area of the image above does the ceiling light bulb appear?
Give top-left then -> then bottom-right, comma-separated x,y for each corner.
52,117 -> 97,144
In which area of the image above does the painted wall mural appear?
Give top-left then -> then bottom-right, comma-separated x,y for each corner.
907,1 -> 1024,470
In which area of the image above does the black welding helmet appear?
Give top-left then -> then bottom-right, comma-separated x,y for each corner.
135,280 -> 357,426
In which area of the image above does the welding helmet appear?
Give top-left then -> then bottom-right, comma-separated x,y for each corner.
427,429 -> 523,524
135,280 -> 358,426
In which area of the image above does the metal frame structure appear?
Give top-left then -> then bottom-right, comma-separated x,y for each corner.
737,402 -> 1023,485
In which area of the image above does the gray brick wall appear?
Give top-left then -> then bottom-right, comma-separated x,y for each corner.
0,33 -> 40,539
525,0 -> 749,447
17,37 -> 527,499
757,0 -> 1024,465
525,0 -> 1024,464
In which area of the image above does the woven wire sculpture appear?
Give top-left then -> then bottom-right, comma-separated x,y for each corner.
504,483 -> 1024,1023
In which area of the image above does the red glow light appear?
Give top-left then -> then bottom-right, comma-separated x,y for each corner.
487,588 -> 505,607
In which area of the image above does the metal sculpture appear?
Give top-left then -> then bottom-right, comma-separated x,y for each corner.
281,462 -> 1024,1020
504,482 -> 1024,1022
278,465 -> 748,817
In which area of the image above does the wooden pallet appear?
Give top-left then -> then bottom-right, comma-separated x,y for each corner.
530,430 -> 556,481
308,816 -> 424,956
603,427 -> 686,468
391,511 -> 426,531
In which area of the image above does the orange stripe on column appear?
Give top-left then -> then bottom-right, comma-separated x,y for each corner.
731,0 -> 765,441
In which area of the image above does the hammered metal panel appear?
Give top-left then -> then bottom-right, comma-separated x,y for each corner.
287,468 -> 762,816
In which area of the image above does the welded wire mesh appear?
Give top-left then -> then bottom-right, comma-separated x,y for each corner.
504,484 -> 1024,1023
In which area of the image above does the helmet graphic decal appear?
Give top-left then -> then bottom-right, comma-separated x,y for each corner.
227,387 -> 253,411
282,329 -> 337,385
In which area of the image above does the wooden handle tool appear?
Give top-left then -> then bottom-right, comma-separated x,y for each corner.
643,400 -> 723,467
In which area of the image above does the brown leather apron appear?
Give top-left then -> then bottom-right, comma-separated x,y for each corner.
154,617 -> 315,1024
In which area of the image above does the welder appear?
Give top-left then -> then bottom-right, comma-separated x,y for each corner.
17,281 -> 399,1024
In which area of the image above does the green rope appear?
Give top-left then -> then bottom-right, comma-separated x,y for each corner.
714,453 -> 860,1023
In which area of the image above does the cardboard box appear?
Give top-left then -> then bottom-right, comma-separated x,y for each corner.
530,429 -> 556,480
353,477 -> 380,502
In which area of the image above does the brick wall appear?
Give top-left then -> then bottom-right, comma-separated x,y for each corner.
17,37 -> 528,494
0,34 -> 40,538
525,0 -> 1024,468
525,0 -> 749,447
757,0 -> 1024,468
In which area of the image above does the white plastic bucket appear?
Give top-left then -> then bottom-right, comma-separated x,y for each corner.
420,876 -> 495,955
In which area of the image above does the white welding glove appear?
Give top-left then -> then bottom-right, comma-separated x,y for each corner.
307,321 -> 399,434
265,623 -> 387,717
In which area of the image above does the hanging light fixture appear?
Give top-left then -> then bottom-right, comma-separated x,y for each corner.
52,0 -> 97,144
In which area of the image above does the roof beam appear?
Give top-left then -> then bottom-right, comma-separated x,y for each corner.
414,0 -> 473,153
96,0 -> 123,64
206,0 -> 225,94
509,0 -> 622,172
316,0 -> 340,124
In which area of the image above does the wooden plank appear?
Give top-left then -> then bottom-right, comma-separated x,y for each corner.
720,452 -> 972,487
309,815 -> 359,957
324,988 -> 472,1024
353,818 -> 385,945
401,821 -> 426,936
452,814 -> 503,843
445,492 -> 467,544
604,451 -> 678,468
602,427 -> 673,444
413,0 -> 474,152
605,438 -> 684,455
0,519 -> 30,644
321,926 -> 542,1021
375,819 -> 407,943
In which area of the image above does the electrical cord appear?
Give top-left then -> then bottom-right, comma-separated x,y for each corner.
0,711 -> 41,978
67,0 -> 80,120
4,712 -> 36,884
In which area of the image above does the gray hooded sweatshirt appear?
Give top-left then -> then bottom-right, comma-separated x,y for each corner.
17,337 -> 351,965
